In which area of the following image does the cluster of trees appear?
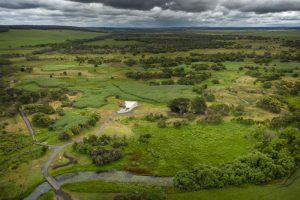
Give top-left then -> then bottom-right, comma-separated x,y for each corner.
126,71 -> 171,80
73,134 -> 126,166
174,126 -> 299,191
0,86 -> 72,117
145,113 -> 166,122
92,148 -> 123,166
126,69 -> 211,85
23,104 -> 55,114
169,97 -> 207,115
32,113 -> 55,128
269,114 -> 298,129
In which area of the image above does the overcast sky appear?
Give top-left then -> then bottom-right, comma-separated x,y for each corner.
0,0 -> 300,27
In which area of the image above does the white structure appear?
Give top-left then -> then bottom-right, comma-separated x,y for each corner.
117,101 -> 138,114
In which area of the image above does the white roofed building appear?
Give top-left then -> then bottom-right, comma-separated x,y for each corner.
117,101 -> 138,114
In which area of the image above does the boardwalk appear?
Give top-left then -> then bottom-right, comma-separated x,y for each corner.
19,109 -> 71,200
19,108 -> 37,143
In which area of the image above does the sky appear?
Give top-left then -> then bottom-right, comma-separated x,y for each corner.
0,0 -> 300,27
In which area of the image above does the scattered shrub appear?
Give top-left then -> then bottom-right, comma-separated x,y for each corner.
31,112 -> 54,128
204,115 -> 223,124
190,97 -> 207,115
139,133 -> 152,144
257,96 -> 281,113
58,132 -> 71,141
207,103 -> 230,116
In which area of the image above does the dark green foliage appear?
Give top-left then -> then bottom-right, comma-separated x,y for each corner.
68,112 -> 100,136
71,125 -> 81,135
49,89 -> 68,101
23,104 -> 55,114
145,113 -> 166,122
211,63 -> 226,71
169,97 -> 207,115
139,133 -> 152,144
124,59 -> 137,66
257,96 -> 281,113
269,114 -> 294,128
168,98 -> 190,115
232,105 -> 245,116
58,132 -> 71,141
203,93 -> 215,102
92,148 -> 123,166
173,120 -> 187,128
207,103 -> 230,116
177,77 -> 195,85
212,79 -> 220,84
157,119 -> 167,128
161,79 -> 175,85
192,63 -> 209,71
72,135 -> 127,165
234,117 -> 256,125
31,112 -> 54,128
262,82 -> 272,89
73,134 -> 127,159
174,171 -> 196,191
204,114 -> 223,124
112,141 -> 128,149
190,97 -> 207,115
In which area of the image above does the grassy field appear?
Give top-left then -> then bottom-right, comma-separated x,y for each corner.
125,121 -> 254,176
49,121 -> 255,177
0,29 -> 103,48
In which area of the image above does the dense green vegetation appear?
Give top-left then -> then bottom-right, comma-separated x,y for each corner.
0,27 -> 299,200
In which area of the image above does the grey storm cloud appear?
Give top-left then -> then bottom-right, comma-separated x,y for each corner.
0,0 -> 300,27
223,0 -> 300,14
68,0 -> 300,13
68,0 -> 219,12
0,0 -> 43,9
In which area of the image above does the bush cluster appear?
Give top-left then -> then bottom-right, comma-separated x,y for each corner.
169,97 -> 207,115
256,96 -> 281,113
23,104 -> 55,114
92,148 -> 123,166
73,134 -> 126,166
31,112 -> 55,128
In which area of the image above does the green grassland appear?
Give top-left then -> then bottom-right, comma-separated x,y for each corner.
127,121 -> 254,176
0,29 -> 104,48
